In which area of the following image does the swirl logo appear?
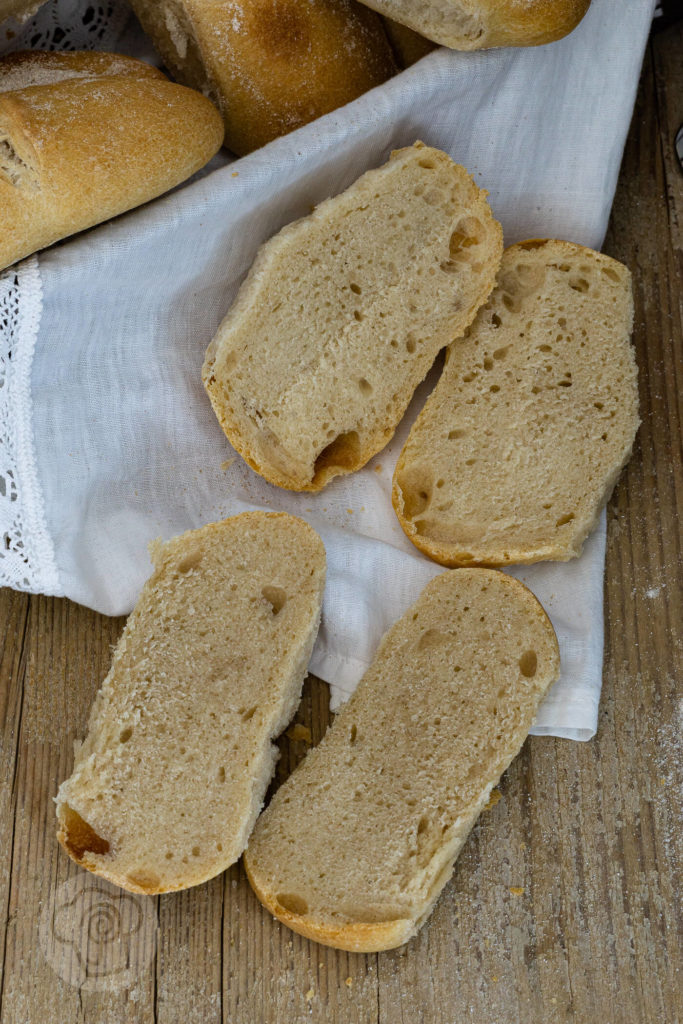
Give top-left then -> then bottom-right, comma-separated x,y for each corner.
39,877 -> 157,992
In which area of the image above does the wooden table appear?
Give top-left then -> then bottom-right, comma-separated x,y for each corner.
0,23 -> 680,1024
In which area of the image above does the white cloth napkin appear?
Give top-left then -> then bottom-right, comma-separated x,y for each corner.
0,0 -> 653,739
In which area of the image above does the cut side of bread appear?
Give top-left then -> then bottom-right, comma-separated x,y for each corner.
358,0 -> 590,51
0,51 -> 223,272
393,240 -> 639,567
244,568 -> 560,952
203,142 -> 502,492
56,512 -> 326,895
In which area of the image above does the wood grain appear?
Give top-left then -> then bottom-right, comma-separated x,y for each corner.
0,24 -> 680,1024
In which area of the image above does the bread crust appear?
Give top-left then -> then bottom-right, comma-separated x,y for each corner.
0,0 -> 43,22
357,0 -> 591,50
128,0 -> 397,156
244,569 -> 560,951
393,239 -> 639,567
0,51 -> 223,272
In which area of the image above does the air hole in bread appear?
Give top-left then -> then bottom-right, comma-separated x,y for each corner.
483,356 -> 493,370
448,429 -> 466,440
602,266 -> 620,282
276,893 -> 309,916
517,239 -> 547,251
354,310 -> 364,322
358,378 -> 372,395
349,724 -> 357,745
519,650 -> 538,678
493,347 -> 509,360
417,629 -> 448,652
418,158 -> 436,169
350,282 -> 362,295
192,846 -> 201,857
314,430 -> 361,480
60,806 -> 110,861
127,871 -> 160,891
262,585 -> 287,615
539,344 -> 552,353
218,767 -> 226,783
119,727 -> 133,743
555,513 -> 575,527
491,313 -> 502,328
570,278 -> 590,293
241,706 -> 257,721
406,335 -> 417,353
502,294 -> 519,313
177,550 -> 202,574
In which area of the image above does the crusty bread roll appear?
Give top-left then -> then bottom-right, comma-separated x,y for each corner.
203,142 -> 502,492
393,240 -> 639,567
128,0 -> 397,156
0,50 -> 223,272
0,0 -> 43,23
360,0 -> 590,50
244,568 -> 560,952
56,512 -> 326,895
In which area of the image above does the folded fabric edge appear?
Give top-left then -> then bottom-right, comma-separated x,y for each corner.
0,257 -> 62,596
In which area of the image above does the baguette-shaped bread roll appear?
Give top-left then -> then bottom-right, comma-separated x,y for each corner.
203,143 -> 502,492
360,0 -> 590,50
0,50 -> 223,272
244,568 -> 560,952
128,0 -> 397,156
56,512 -> 326,895
393,240 -> 639,567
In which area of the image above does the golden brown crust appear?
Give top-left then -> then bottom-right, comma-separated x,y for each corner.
0,51 -> 223,272
392,239 -> 638,567
244,856 -> 414,951
358,0 -> 591,51
128,0 -> 397,156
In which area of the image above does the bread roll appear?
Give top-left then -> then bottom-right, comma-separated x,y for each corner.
393,240 -> 639,566
128,0 -> 397,156
244,568 -> 560,952
203,142 -> 502,492
0,50 -> 223,272
359,0 -> 590,50
56,512 -> 326,895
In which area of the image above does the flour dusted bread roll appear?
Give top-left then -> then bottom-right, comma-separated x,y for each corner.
393,240 -> 639,567
56,512 -> 326,895
128,0 -> 397,156
359,0 -> 590,51
244,568 -> 560,952
0,50 -> 223,272
203,143 -> 502,492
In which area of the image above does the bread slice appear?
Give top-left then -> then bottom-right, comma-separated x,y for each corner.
203,143 -> 502,492
244,568 -> 560,952
393,240 -> 639,567
0,51 -> 223,272
357,0 -> 590,51
56,512 -> 326,895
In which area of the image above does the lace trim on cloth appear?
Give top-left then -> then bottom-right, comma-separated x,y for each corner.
0,259 -> 61,594
1,0 -> 131,54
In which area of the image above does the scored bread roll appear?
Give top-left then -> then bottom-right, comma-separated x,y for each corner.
128,0 -> 397,156
203,142 -> 503,492
358,0 -> 591,51
244,568 -> 560,952
0,50 -> 223,272
393,240 -> 639,567
56,512 -> 326,895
